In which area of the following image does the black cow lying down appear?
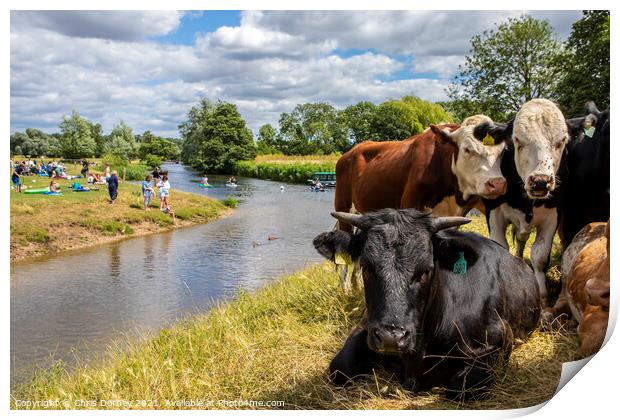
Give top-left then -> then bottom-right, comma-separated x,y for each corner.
313,209 -> 540,400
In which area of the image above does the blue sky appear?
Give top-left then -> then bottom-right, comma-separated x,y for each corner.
10,10 -> 581,137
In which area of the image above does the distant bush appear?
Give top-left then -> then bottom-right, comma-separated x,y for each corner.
122,164 -> 149,181
143,154 -> 163,169
234,160 -> 335,184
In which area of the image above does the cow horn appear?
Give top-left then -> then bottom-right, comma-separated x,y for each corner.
432,216 -> 471,232
585,101 -> 600,116
331,212 -> 365,229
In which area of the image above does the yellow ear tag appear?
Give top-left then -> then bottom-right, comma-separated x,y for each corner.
482,134 -> 495,146
335,252 -> 352,265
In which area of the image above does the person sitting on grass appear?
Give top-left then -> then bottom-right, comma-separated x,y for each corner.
142,175 -> 155,211
49,180 -> 60,192
11,163 -> 23,192
108,170 -> 119,205
162,202 -> 176,225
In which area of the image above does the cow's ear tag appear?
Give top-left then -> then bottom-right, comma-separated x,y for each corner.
453,251 -> 467,275
482,134 -> 495,146
335,252 -> 352,266
584,127 -> 596,138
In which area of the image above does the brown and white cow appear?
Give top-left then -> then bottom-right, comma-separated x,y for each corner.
542,221 -> 610,357
482,99 -> 572,306
332,116 -> 506,291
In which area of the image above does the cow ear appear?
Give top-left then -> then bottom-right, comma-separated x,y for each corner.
484,119 -> 513,144
585,101 -> 601,117
313,230 -> 357,263
430,124 -> 453,143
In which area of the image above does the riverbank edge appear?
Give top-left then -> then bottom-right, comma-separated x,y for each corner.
233,160 -> 336,184
10,188 -> 234,264
11,261 -> 579,410
11,207 -> 234,264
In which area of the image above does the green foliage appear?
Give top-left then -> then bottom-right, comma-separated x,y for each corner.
104,121 -> 137,161
122,164 -> 149,181
278,102 -> 348,155
180,99 -> 256,173
341,101 -> 377,143
221,195 -> 239,208
256,124 -> 280,154
143,154 -> 163,169
100,153 -> 128,168
10,129 -> 61,157
58,110 -> 98,158
235,160 -> 335,183
448,15 -> 564,121
138,130 -> 181,161
556,11 -> 610,117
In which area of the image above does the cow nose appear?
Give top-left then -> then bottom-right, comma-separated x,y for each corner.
586,278 -> 610,308
528,174 -> 553,191
485,177 -> 507,195
372,325 -> 409,352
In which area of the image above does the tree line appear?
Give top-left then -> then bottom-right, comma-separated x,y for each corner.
10,111 -> 182,166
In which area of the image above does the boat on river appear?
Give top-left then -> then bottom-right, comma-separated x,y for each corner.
307,172 -> 336,188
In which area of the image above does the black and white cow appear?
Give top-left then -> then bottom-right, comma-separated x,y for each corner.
313,209 -> 540,400
560,102 -> 610,247
481,99 -> 570,306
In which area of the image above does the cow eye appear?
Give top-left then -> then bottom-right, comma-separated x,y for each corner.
464,147 -> 472,154
418,269 -> 433,285
555,142 -> 563,150
514,138 -> 522,151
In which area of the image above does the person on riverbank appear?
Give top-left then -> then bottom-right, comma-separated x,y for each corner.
142,175 -> 155,211
158,175 -> 170,210
11,163 -> 23,192
162,202 -> 176,225
108,170 -> 119,204
104,164 -> 111,180
80,160 -> 89,179
152,167 -> 161,187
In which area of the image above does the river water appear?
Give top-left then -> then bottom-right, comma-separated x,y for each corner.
10,164 -> 335,385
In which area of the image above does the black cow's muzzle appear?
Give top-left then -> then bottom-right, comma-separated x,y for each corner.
368,325 -> 411,354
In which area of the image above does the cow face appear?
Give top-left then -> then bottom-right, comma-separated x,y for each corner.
313,209 -> 470,355
511,99 -> 568,199
430,117 -> 507,200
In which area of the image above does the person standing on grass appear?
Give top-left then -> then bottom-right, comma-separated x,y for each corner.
142,175 -> 154,211
158,174 -> 170,210
108,170 -> 119,204
80,160 -> 89,179
11,163 -> 23,192
152,167 -> 161,188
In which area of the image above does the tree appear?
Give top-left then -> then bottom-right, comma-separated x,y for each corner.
256,124 -> 281,154
556,11 -> 610,117
179,99 -> 256,173
138,130 -> 181,160
278,103 -> 348,155
342,101 -> 376,143
384,96 -> 453,134
448,15 -> 564,121
90,122 -> 107,157
58,111 -> 97,158
104,121 -> 137,162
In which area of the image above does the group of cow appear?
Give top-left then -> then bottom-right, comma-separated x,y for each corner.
312,98 -> 610,400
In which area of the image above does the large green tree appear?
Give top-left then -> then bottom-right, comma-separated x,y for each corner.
556,11 -> 610,117
58,110 -> 97,158
138,130 -> 181,160
256,124 -> 281,154
448,15 -> 564,121
342,101 -> 377,143
179,99 -> 256,173
278,103 -> 348,155
104,121 -> 137,161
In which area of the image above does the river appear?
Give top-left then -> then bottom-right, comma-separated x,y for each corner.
10,164 -> 335,385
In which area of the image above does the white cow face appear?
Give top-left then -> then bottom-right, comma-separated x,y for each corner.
431,118 -> 507,201
512,99 -> 568,199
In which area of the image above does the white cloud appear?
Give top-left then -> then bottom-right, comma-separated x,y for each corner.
10,10 -> 581,137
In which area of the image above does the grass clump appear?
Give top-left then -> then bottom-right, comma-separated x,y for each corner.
221,195 -> 239,208
235,155 -> 338,183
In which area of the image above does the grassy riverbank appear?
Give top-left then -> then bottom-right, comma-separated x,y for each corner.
11,214 -> 577,410
10,176 -> 230,262
234,154 -> 339,183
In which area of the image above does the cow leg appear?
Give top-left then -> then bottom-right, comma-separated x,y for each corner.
329,322 -> 377,385
530,212 -> 558,307
488,208 -> 510,250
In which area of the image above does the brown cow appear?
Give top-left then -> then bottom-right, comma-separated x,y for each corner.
334,116 -> 506,234
542,222 -> 610,357
332,117 -> 506,292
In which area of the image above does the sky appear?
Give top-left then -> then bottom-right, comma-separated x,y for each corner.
10,10 -> 582,137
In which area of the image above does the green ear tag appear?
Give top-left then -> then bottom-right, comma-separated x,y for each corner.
453,251 -> 467,275
584,127 -> 596,138
483,134 -> 495,146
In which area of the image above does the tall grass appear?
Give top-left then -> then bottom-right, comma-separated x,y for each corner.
235,160 -> 336,183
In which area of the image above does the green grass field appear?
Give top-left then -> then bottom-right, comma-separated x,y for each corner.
235,154 -> 339,184
10,173 -> 229,261
10,213 -> 577,410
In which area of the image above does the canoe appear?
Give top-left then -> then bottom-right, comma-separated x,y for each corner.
199,183 -> 213,188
